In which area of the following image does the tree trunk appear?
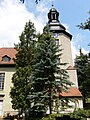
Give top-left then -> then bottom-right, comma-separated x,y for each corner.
49,87 -> 52,114
83,96 -> 86,107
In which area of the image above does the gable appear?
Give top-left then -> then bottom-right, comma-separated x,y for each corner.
2,55 -> 11,62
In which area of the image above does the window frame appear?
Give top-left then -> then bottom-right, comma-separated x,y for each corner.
2,55 -> 11,62
55,39 -> 59,46
0,73 -> 5,90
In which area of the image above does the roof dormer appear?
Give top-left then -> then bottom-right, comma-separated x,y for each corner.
2,55 -> 11,62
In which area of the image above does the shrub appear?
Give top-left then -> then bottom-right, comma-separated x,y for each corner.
70,109 -> 90,119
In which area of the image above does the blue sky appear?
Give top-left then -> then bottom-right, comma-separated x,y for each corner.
26,0 -> 90,54
55,0 -> 90,52
0,0 -> 90,58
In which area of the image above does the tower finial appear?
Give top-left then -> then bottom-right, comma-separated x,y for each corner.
52,4 -> 54,7
51,0 -> 54,8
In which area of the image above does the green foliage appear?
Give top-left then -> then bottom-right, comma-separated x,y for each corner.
14,20 -> 36,68
28,113 -> 63,120
75,50 -> 90,105
70,109 -> 90,119
10,20 -> 36,110
23,109 -> 90,120
20,0 -> 40,4
28,30 -> 72,117
77,11 -> 90,30
28,110 -> 90,120
10,19 -> 72,118
48,113 -> 63,120
36,109 -> 90,120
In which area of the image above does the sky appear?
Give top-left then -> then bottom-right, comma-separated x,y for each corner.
0,0 -> 90,59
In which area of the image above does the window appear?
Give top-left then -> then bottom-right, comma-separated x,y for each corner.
0,73 -> 5,90
57,58 -> 60,64
55,39 -> 59,46
2,55 -> 11,62
0,100 -> 3,116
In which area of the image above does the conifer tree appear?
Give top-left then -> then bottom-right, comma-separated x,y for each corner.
10,20 -> 36,110
28,30 -> 72,117
75,49 -> 90,106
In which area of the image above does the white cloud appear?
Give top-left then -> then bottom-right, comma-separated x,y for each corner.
71,42 -> 79,60
71,34 -> 81,60
80,48 -> 89,54
0,0 -> 46,47
71,33 -> 89,63
71,42 -> 89,65
62,23 -> 70,33
36,2 -> 48,13
73,33 -> 83,46
1,0 -> 88,62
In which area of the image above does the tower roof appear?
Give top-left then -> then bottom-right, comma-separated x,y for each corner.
48,6 -> 59,23
50,7 -> 57,12
47,6 -> 72,40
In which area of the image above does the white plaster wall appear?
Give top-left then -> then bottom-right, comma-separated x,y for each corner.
59,98 -> 83,113
67,69 -> 78,87
58,33 -> 73,68
57,33 -> 78,87
0,67 -> 15,116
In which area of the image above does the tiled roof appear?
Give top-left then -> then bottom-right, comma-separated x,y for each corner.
0,48 -> 16,65
0,48 -> 82,98
67,66 -> 76,70
59,87 -> 82,97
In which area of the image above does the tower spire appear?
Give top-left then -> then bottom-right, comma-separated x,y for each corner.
48,6 -> 59,23
47,6 -> 66,32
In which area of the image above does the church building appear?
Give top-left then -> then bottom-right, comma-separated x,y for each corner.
0,7 -> 83,117
47,6 -> 83,112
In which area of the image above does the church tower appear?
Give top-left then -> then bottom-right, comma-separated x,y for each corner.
47,6 -> 77,87
46,6 -> 83,111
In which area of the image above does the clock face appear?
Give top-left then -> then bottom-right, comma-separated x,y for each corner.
53,33 -> 59,38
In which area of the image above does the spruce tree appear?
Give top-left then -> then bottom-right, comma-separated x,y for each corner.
10,20 -> 36,111
28,30 -> 72,117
